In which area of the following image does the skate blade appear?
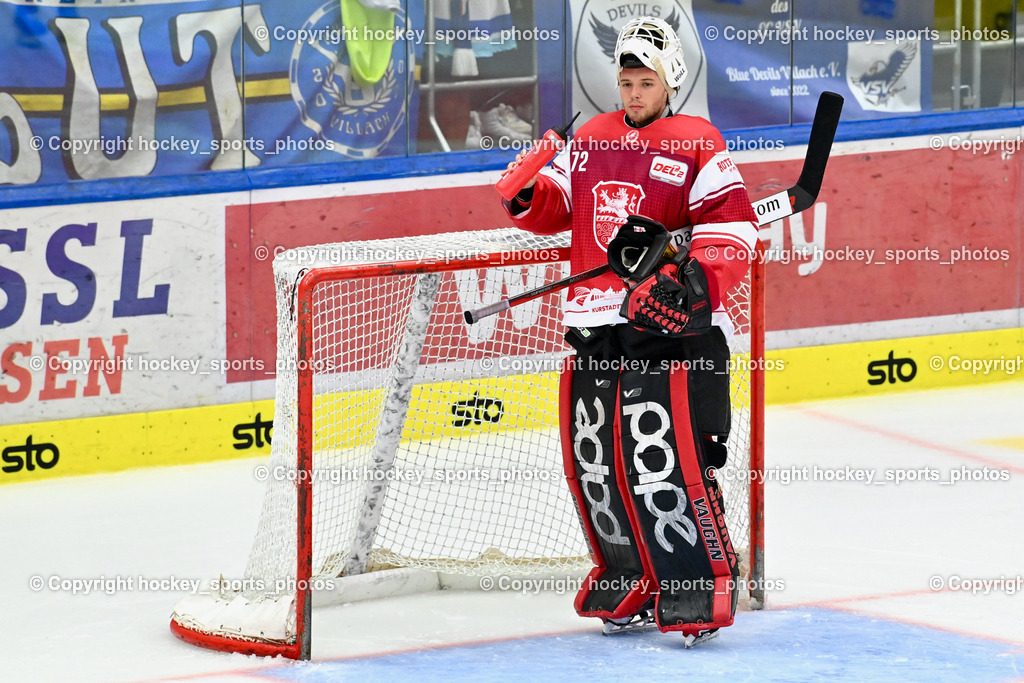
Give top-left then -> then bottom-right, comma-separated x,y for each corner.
683,629 -> 719,648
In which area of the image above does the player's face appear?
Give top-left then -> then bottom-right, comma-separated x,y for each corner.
618,67 -> 669,127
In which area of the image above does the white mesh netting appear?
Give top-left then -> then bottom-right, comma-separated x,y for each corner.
173,228 -> 756,647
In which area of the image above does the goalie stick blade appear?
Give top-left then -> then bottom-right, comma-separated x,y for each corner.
796,91 -> 844,208
751,91 -> 843,223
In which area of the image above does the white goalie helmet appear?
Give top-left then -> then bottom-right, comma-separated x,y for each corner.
614,16 -> 688,92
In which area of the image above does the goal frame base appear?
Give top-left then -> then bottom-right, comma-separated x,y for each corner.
170,618 -> 302,659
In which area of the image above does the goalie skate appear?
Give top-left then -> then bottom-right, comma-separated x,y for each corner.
683,629 -> 720,648
601,608 -> 658,636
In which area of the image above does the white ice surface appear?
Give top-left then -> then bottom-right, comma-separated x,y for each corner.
2,382 -> 1023,682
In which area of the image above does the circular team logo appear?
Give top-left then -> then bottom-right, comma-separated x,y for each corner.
592,181 -> 646,250
574,0 -> 705,116
290,2 -> 410,159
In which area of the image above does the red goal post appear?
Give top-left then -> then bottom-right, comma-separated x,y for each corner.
170,229 -> 764,660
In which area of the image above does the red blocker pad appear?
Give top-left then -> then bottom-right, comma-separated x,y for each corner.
560,357 -> 655,620
617,365 -> 740,635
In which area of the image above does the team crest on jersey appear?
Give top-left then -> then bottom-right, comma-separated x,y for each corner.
290,1 -> 411,158
592,181 -> 646,250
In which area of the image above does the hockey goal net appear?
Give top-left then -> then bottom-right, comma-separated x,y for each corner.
170,229 -> 764,659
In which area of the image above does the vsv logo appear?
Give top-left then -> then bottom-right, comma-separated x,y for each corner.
867,351 -> 917,385
2,436 -> 60,474
233,413 -> 274,450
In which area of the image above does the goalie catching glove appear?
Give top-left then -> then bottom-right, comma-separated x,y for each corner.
608,217 -> 712,336
620,254 -> 712,335
607,215 -> 677,281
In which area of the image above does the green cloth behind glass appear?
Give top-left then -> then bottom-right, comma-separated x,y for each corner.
341,0 -> 396,87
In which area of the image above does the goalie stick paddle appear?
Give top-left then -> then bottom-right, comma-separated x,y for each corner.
463,91 -> 844,325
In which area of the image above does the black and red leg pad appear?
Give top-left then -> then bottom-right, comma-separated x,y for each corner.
560,356 -> 655,620
617,365 -> 740,635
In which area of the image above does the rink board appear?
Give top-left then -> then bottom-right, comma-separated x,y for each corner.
766,327 -> 1024,404
4,326 -> 1024,483
0,372 -> 560,485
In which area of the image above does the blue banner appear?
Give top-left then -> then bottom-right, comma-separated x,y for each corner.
0,0 -> 420,185
694,0 -> 934,128
0,0 -> 948,188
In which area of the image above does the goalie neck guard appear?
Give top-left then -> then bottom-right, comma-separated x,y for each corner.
614,16 -> 688,93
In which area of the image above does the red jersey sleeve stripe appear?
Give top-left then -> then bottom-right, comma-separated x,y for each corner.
692,221 -> 760,251
689,182 -> 747,213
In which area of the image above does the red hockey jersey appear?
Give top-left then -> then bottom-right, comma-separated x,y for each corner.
504,111 -> 759,334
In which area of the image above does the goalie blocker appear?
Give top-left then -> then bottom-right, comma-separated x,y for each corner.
561,324 -> 740,636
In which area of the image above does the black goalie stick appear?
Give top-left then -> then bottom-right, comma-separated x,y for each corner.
464,91 -> 844,325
